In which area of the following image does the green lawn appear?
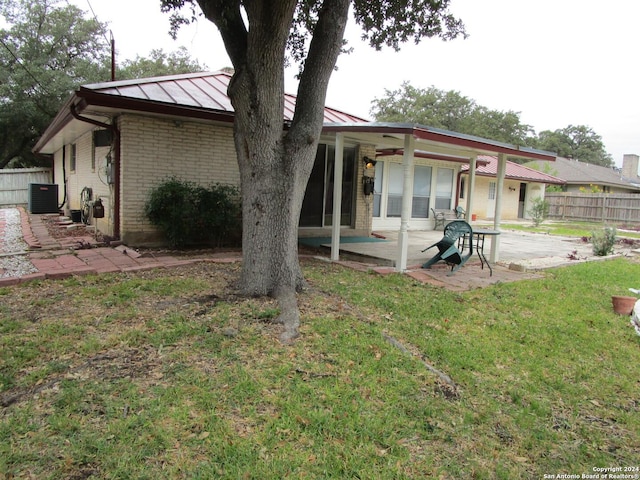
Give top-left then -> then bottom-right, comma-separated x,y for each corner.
498,220 -> 640,239
1,257 -> 639,479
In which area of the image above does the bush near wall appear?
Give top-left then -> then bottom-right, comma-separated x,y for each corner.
145,178 -> 241,248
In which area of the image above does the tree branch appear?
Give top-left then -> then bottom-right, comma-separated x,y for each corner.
195,0 -> 248,68
288,0 -> 350,142
0,136 -> 32,169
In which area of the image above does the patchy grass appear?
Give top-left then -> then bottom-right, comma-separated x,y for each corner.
499,220 -> 640,240
1,258 -> 639,479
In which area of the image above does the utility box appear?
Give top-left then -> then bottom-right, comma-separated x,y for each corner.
28,183 -> 59,214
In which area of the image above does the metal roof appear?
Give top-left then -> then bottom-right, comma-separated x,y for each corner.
80,71 -> 367,123
461,155 -> 565,184
34,71 -> 368,154
34,71 -> 556,164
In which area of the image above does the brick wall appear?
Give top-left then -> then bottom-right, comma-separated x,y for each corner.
118,114 -> 239,245
354,144 -> 377,234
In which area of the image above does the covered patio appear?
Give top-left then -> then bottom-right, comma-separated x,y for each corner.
301,225 -> 599,291
322,122 -> 556,272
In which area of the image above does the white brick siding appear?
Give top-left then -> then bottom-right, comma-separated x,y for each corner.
118,114 -> 239,245
53,131 -> 115,236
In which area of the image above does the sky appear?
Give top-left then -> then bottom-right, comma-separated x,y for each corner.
68,0 -> 640,167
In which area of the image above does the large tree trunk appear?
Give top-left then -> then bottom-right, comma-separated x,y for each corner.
229,59 -> 318,343
236,132 -> 314,298
197,0 -> 350,342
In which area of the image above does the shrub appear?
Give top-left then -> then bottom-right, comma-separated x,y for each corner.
591,226 -> 616,256
193,183 -> 241,246
145,177 -> 241,248
528,197 -> 549,227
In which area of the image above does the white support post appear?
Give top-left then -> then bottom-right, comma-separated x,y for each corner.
490,153 -> 507,262
330,133 -> 344,262
396,134 -> 415,272
466,155 -> 477,222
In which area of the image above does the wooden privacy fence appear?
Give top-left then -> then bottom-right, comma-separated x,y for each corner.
0,168 -> 52,207
545,192 -> 640,225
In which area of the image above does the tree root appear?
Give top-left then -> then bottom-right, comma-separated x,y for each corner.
382,332 -> 459,396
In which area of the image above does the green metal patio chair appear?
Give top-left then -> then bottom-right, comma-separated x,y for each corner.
421,220 -> 474,275
431,208 -> 446,230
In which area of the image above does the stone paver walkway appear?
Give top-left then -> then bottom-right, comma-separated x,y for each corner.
0,208 -> 241,287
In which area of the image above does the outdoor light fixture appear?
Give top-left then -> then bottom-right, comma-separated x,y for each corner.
363,156 -> 377,169
362,156 -> 377,196
509,186 -> 516,191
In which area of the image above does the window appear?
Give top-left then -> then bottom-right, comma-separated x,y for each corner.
386,163 -> 404,217
460,177 -> 466,199
373,160 -> 384,217
70,144 -> 77,172
412,165 -> 432,218
488,181 -> 496,200
435,168 -> 454,209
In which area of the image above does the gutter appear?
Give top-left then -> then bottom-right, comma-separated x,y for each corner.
69,103 -> 121,239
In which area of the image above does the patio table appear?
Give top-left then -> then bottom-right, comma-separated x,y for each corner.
471,229 -> 500,276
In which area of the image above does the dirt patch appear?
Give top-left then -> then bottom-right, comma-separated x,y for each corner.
41,214 -> 104,241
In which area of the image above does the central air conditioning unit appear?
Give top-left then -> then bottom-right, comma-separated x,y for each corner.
28,183 -> 59,214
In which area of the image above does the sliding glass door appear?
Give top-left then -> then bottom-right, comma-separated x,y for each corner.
299,144 -> 356,227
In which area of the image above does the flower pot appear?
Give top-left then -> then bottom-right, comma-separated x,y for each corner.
611,295 -> 636,315
471,214 -> 477,221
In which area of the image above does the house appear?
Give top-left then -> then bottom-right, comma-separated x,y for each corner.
33,71 -> 556,270
459,156 -> 565,220
33,71 -> 366,245
526,154 -> 640,194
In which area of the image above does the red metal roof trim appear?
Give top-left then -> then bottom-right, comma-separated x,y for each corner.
322,123 -> 557,162
461,155 -> 565,184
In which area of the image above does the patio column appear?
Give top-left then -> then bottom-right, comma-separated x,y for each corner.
330,133 -> 344,262
396,134 -> 415,272
466,155 -> 477,221
490,153 -> 507,262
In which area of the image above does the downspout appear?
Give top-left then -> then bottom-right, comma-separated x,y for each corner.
59,146 -> 67,210
69,103 -> 121,239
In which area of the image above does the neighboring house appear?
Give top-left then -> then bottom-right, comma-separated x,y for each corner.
33,71 -> 555,268
459,156 -> 565,220
526,154 -> 640,194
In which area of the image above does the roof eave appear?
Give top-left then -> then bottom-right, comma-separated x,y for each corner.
33,88 -> 239,154
322,122 -> 557,161
76,88 -> 237,124
468,171 -> 566,185
564,180 -> 640,191
32,95 -> 77,153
